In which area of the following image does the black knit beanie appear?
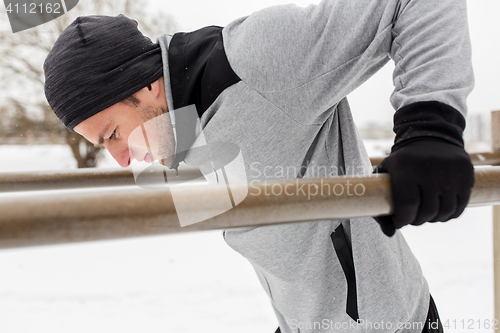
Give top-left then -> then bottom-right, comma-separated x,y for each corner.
44,15 -> 163,131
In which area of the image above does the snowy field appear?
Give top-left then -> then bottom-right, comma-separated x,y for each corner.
0,144 -> 494,333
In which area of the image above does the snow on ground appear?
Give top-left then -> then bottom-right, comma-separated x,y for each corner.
401,206 -> 494,332
0,144 -> 495,332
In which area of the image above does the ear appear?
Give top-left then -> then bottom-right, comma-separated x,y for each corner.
148,78 -> 162,100
134,76 -> 167,108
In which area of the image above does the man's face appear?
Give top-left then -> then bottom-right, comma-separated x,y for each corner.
74,85 -> 175,168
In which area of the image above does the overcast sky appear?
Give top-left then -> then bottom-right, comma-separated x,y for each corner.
148,0 -> 500,125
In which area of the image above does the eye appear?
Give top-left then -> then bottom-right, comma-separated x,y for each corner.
109,129 -> 116,140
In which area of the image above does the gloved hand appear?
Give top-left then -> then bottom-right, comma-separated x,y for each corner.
374,101 -> 474,236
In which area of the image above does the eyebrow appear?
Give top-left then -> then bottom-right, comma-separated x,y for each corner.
95,122 -> 112,148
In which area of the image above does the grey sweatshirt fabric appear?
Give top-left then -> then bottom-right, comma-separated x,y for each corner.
158,0 -> 473,332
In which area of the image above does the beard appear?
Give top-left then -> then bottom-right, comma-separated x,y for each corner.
140,105 -> 176,166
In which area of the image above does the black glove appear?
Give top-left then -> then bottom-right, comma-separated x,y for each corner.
374,101 -> 474,237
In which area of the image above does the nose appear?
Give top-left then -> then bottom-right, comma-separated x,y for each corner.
107,144 -> 130,168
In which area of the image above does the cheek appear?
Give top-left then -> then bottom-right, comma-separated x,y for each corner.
127,125 -> 150,151
141,116 -> 166,151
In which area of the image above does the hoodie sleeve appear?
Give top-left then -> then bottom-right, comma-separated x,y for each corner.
222,0 -> 474,125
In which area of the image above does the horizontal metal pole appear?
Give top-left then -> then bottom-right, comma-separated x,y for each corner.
0,166 -> 203,192
0,167 -> 499,249
0,151 -> 498,193
370,151 -> 500,167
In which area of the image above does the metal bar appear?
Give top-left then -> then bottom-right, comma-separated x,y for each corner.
0,166 -> 202,192
494,205 -> 500,324
492,110 -> 500,324
0,167 -> 499,249
370,151 -> 500,167
0,152 -> 500,192
0,152 -> 497,193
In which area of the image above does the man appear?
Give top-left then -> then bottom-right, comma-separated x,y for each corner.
43,0 -> 474,332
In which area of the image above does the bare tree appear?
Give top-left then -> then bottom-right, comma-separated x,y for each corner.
0,0 -> 177,168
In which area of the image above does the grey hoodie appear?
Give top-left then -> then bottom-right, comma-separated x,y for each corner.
157,0 -> 474,331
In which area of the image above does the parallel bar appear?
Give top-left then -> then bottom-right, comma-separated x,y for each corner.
492,110 -> 500,324
370,151 -> 500,167
0,167 -> 499,249
494,205 -> 500,324
0,166 -> 202,192
0,152 -> 497,193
